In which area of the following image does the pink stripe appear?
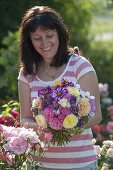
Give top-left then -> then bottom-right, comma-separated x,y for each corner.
28,76 -> 33,83
76,62 -> 91,78
70,134 -> 93,141
46,145 -> 94,153
69,57 -> 80,66
32,86 -> 42,91
64,71 -> 75,77
40,155 -> 96,164
69,60 -> 77,66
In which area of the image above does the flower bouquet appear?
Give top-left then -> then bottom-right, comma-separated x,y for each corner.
0,124 -> 44,170
31,79 -> 96,146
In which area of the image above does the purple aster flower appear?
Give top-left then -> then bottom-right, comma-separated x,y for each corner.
42,96 -> 53,110
52,85 -> 68,101
77,118 -> 83,127
38,86 -> 52,98
62,79 -> 74,87
89,99 -> 96,112
69,96 -> 79,115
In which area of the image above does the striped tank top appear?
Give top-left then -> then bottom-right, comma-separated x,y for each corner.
18,54 -> 97,169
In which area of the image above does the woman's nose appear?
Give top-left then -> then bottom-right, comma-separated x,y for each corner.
41,38 -> 48,47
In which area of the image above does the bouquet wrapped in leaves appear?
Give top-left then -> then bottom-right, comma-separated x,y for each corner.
31,79 -> 96,146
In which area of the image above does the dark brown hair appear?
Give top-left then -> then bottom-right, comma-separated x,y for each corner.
19,6 -> 72,74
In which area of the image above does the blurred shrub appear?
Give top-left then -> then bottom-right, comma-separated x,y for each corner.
86,40 -> 113,98
0,31 -> 19,104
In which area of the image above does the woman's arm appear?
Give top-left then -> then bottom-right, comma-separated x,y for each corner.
78,71 -> 102,129
18,80 -> 38,131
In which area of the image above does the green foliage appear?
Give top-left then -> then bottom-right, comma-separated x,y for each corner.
0,0 -> 36,43
86,40 -> 113,98
0,31 -> 19,104
0,100 -> 20,116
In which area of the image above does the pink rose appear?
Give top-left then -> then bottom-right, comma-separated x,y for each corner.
5,153 -> 13,165
94,145 -> 101,155
4,137 -> 28,154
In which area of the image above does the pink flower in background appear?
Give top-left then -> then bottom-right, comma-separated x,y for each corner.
106,121 -> 113,134
99,83 -> 108,93
10,109 -> 19,119
5,153 -> 13,165
107,105 -> 113,120
107,148 -> 113,158
0,115 -> 5,124
101,163 -> 109,170
0,124 -> 45,169
4,137 -> 28,155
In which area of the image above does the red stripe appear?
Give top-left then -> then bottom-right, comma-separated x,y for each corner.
76,62 -> 91,78
32,86 -> 42,91
40,155 -> 96,164
70,134 -> 93,141
64,71 -> 75,77
69,56 -> 80,66
45,145 -> 94,153
69,60 -> 77,66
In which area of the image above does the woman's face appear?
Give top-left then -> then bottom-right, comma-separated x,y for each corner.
30,27 -> 59,64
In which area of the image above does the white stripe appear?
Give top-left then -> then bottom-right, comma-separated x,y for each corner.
44,150 -> 95,158
77,67 -> 95,80
66,64 -> 75,72
18,76 -> 28,84
63,76 -> 77,83
39,161 -> 96,169
49,139 -> 93,147
31,92 -> 38,97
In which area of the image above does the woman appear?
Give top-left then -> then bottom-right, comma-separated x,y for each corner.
18,6 -> 102,170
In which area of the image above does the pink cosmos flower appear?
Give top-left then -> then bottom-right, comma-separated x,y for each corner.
44,132 -> 53,141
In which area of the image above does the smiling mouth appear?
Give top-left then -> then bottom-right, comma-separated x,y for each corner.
43,47 -> 51,51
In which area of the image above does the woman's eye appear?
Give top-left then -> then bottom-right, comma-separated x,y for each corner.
47,34 -> 53,38
34,37 -> 41,41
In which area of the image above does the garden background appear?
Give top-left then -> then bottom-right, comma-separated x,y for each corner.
0,0 -> 113,169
